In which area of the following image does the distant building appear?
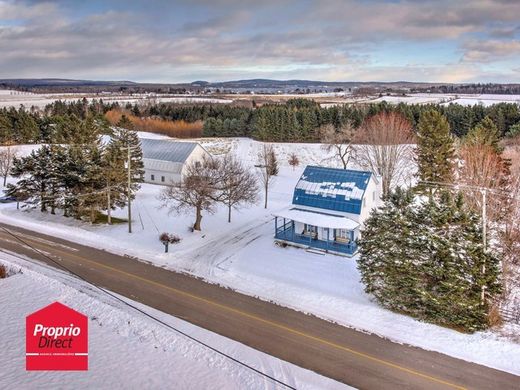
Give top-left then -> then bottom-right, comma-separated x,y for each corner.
273,166 -> 382,256
140,138 -> 210,185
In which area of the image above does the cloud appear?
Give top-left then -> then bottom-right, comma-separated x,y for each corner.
0,0 -> 519,82
462,39 -> 520,63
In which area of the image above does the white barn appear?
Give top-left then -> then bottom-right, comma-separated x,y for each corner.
140,138 -> 210,185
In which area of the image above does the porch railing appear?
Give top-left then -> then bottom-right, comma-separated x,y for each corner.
275,223 -> 357,255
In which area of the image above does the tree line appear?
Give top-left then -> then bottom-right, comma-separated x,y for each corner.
138,98 -> 520,141
2,98 -> 520,145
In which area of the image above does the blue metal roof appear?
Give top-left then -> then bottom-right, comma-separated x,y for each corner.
141,138 -> 198,163
292,166 -> 372,215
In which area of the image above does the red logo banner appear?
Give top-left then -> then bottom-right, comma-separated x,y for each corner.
26,302 -> 88,371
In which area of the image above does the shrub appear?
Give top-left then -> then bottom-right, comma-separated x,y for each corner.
159,232 -> 181,244
106,109 -> 203,138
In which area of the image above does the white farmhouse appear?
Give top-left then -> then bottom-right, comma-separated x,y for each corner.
140,138 -> 210,185
274,166 -> 382,256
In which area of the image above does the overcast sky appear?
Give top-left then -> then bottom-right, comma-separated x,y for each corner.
0,0 -> 519,83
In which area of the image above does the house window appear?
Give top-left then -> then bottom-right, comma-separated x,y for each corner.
151,174 -> 155,181
161,176 -> 165,182
303,224 -> 318,237
335,229 -> 350,242
195,161 -> 201,168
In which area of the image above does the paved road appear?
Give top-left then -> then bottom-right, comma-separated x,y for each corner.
1,222 -> 518,390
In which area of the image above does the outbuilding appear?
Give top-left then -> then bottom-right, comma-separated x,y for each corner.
140,138 -> 210,185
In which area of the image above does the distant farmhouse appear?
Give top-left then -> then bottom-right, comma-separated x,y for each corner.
274,166 -> 382,256
140,138 -> 210,185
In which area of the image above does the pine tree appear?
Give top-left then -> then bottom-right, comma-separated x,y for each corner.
102,137 -> 128,223
13,110 -> 39,143
357,189 -> 502,332
7,146 -> 54,212
465,116 -> 502,153
416,110 -> 455,191
0,113 -> 12,143
111,127 -> 144,189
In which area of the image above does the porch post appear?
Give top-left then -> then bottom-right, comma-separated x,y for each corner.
275,216 -> 278,236
292,220 -> 295,240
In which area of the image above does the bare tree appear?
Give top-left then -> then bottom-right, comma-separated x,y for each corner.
257,144 -> 277,209
219,154 -> 259,222
320,122 -> 356,169
458,144 -> 510,221
288,152 -> 299,171
160,155 -> 222,231
0,143 -> 18,187
353,112 -> 415,197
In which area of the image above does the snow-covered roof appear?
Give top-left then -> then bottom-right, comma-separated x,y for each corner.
141,138 -> 199,163
274,207 -> 359,230
292,166 -> 372,215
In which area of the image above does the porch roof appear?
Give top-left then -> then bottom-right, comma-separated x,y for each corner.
273,207 -> 359,230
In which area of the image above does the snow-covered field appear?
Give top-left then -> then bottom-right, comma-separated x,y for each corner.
1,136 -> 519,376
0,252 -> 347,389
0,89 -> 232,109
366,93 -> 520,107
2,88 -> 520,109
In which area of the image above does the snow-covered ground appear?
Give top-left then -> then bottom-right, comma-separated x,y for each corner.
0,89 -> 232,109
0,252 -> 347,389
1,136 -> 519,376
359,93 -> 520,107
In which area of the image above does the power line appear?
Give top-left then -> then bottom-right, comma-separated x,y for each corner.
0,225 -> 295,390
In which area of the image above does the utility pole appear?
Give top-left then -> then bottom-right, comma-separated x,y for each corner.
107,187 -> 111,225
127,146 -> 132,234
481,189 -> 487,304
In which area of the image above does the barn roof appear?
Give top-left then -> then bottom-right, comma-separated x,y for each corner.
140,138 -> 198,163
292,166 -> 372,215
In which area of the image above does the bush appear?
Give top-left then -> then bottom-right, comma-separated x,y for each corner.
106,109 -> 203,138
506,122 -> 520,138
159,232 -> 181,244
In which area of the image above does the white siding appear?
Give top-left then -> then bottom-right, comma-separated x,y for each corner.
144,143 -> 211,186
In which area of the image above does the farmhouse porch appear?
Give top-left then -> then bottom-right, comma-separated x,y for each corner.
273,208 -> 359,256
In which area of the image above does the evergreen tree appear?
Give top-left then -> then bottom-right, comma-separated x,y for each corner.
110,126 -> 144,196
357,189 -> 502,332
102,135 -> 130,223
7,146 -> 54,212
0,113 -> 12,143
416,110 -> 455,190
465,116 -> 502,153
13,110 -> 39,143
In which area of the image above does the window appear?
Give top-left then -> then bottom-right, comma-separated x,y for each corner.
161,176 -> 165,182
151,174 -> 155,181
303,224 -> 318,237
335,229 -> 350,242
195,161 -> 201,168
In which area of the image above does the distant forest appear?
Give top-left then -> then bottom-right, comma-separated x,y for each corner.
1,97 -> 520,144
414,83 -> 520,95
